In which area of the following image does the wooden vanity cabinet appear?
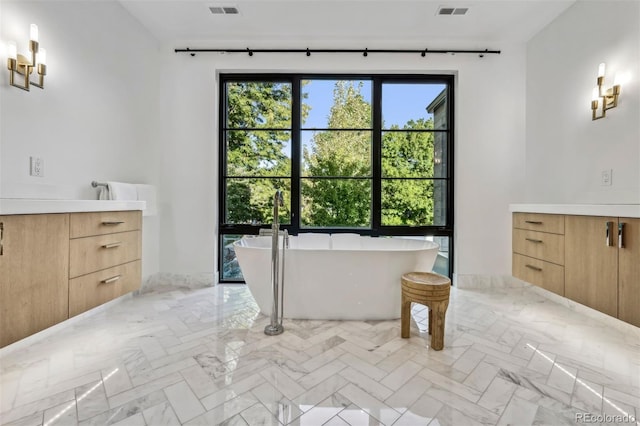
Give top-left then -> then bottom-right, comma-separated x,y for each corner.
0,210 -> 142,348
0,214 -> 70,348
514,212 -> 640,327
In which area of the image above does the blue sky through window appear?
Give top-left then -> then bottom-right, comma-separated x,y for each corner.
300,80 -> 446,152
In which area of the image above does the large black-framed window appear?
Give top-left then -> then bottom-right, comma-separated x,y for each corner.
219,74 -> 454,282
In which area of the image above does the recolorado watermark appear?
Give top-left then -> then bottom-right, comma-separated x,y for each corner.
576,413 -> 637,424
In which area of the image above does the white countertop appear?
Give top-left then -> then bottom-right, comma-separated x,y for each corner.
0,199 -> 146,215
509,203 -> 640,218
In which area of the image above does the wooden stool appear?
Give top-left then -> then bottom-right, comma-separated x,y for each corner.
401,272 -> 451,350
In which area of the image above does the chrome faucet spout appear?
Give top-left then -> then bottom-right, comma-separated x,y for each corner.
273,190 -> 283,228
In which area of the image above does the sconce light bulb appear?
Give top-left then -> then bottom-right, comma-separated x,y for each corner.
592,87 -> 600,102
598,62 -> 606,78
30,24 -> 39,42
613,73 -> 621,86
38,48 -> 46,65
8,41 -> 17,60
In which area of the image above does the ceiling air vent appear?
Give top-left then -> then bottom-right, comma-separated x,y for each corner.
209,5 -> 240,15
437,6 -> 468,16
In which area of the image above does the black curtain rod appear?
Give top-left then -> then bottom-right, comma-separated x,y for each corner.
175,47 -> 500,57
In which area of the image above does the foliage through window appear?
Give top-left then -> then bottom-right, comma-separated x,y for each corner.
220,75 -> 454,281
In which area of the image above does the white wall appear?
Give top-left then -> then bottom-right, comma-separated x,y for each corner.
525,0 -> 640,204
156,46 -> 527,279
156,56 -> 218,274
0,2 -> 534,281
0,1 -> 162,279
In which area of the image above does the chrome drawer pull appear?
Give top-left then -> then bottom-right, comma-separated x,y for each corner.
102,221 -> 125,226
101,275 -> 121,284
525,220 -> 543,225
606,221 -> 613,246
619,222 -> 625,248
525,238 -> 543,243
101,242 -> 122,249
525,264 -> 542,271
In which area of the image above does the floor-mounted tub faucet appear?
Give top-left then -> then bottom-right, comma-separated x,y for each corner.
265,190 -> 287,336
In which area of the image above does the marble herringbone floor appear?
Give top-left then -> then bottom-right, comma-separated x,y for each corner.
1,283 -> 639,426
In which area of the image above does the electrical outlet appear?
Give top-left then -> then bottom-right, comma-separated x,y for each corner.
30,156 -> 44,177
601,169 -> 612,186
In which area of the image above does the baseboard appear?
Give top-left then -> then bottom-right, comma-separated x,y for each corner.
139,272 -> 216,293
454,274 -> 527,289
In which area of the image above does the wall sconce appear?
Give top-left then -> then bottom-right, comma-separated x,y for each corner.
591,62 -> 621,120
6,24 -> 47,91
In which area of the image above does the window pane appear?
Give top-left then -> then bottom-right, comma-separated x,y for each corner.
301,80 -> 372,129
226,82 -> 292,129
382,179 -> 447,226
301,178 -> 371,228
221,234 -> 245,281
226,130 -> 291,177
382,83 -> 448,130
302,130 -> 372,177
382,131 -> 447,178
226,178 -> 291,225
432,236 -> 450,277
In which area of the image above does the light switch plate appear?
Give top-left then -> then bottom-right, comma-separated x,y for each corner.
30,156 -> 44,177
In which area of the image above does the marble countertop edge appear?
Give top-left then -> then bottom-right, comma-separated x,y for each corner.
509,203 -> 640,218
0,199 -> 146,215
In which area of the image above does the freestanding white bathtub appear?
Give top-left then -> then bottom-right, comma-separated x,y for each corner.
233,234 -> 439,320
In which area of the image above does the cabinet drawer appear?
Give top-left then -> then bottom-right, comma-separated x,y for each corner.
69,261 -> 141,317
70,211 -> 141,239
513,254 -> 564,296
513,229 -> 565,265
69,231 -> 141,278
513,213 -> 564,234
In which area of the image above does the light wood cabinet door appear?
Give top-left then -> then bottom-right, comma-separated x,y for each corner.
565,215 -> 619,317
618,218 -> 640,327
0,214 -> 70,348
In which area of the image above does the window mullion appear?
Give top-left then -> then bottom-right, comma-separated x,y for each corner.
218,79 -> 227,279
291,77 -> 301,234
371,77 -> 383,235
